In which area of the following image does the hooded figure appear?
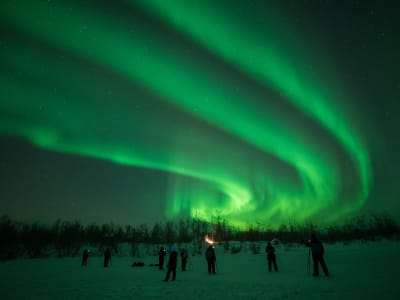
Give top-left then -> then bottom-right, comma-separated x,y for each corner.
180,248 -> 189,271
266,242 -> 278,272
163,244 -> 178,281
81,249 -> 89,266
158,247 -> 167,270
104,247 -> 111,267
205,245 -> 216,274
305,233 -> 329,277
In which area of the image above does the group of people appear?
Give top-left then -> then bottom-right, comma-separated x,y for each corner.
81,247 -> 111,267
160,245 -> 214,282
266,233 -> 329,277
158,246 -> 189,272
81,233 -> 329,279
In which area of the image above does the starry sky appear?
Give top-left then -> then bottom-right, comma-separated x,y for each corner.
0,0 -> 399,228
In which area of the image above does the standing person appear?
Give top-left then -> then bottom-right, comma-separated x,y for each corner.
266,242 -> 278,272
304,233 -> 329,277
180,248 -> 188,271
205,245 -> 216,274
158,247 -> 167,270
163,245 -> 178,281
81,248 -> 89,266
104,247 -> 111,268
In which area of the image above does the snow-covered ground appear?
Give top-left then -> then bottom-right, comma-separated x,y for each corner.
1,241 -> 399,299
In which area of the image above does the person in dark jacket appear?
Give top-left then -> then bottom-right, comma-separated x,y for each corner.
163,245 -> 178,281
81,248 -> 89,266
158,247 -> 167,270
205,245 -> 216,274
266,242 -> 278,272
103,247 -> 111,267
305,233 -> 329,277
180,248 -> 188,271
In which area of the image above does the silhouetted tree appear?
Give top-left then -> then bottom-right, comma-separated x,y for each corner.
150,222 -> 164,244
0,212 -> 399,260
164,221 -> 176,244
53,220 -> 83,257
21,221 -> 52,258
0,215 -> 22,260
178,219 -> 192,243
84,222 -> 101,246
138,224 -> 149,243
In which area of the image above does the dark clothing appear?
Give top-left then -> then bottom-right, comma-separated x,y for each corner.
81,249 -> 89,266
104,248 -> 111,268
305,236 -> 329,276
266,244 -> 278,272
207,260 -> 216,275
312,253 -> 329,276
164,251 -> 178,281
180,249 -> 188,271
205,246 -> 216,274
159,248 -> 166,270
168,251 -> 178,268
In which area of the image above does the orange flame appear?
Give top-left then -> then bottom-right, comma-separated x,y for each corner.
205,234 -> 214,245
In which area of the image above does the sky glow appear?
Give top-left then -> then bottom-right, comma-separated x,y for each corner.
2,0 -> 398,227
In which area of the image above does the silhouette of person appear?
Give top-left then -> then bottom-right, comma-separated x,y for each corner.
163,245 -> 178,281
305,233 -> 329,277
180,248 -> 188,271
159,247 -> 167,270
81,248 -> 89,266
205,245 -> 216,274
266,242 -> 278,272
104,247 -> 111,267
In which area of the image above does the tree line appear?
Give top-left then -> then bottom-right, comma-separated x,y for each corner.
0,212 -> 398,260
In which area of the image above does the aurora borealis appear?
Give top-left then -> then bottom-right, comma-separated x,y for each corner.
0,1 -> 399,227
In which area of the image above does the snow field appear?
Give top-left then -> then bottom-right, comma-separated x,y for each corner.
0,241 -> 399,299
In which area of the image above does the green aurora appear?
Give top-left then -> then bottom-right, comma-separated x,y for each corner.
0,0 -> 381,227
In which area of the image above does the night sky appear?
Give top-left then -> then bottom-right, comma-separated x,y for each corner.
0,0 -> 399,228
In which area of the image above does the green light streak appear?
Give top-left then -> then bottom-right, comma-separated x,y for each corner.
0,0 -> 372,227
133,0 -> 372,205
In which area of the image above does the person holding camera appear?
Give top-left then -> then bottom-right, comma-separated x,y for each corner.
304,233 -> 329,277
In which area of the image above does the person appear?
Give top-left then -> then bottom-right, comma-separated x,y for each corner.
158,247 -> 167,270
265,241 -> 278,272
104,247 -> 111,268
304,233 -> 329,277
205,245 -> 216,274
180,248 -> 188,271
163,245 -> 178,281
81,248 -> 89,266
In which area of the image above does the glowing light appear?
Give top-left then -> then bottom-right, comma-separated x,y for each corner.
0,0 -> 373,228
205,234 -> 215,245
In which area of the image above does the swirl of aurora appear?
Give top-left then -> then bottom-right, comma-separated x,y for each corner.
0,0 -> 371,227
